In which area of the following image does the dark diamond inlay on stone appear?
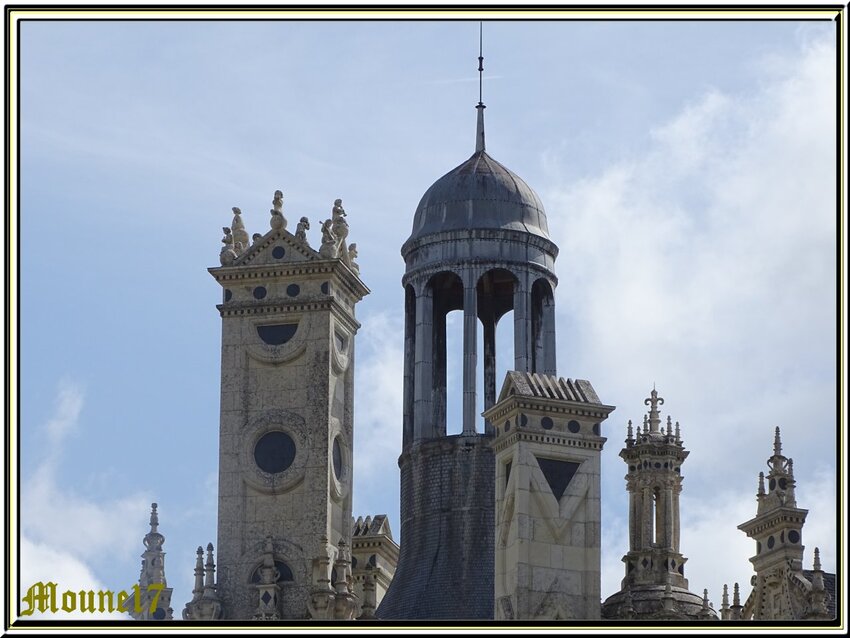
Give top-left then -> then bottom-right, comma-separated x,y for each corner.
254,431 -> 296,474
261,592 -> 272,605
535,456 -> 580,501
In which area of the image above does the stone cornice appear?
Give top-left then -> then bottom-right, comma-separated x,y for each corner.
215,298 -> 362,334
491,428 -> 606,455
209,258 -> 370,301
737,506 -> 809,537
401,227 -> 559,261
483,395 -> 615,423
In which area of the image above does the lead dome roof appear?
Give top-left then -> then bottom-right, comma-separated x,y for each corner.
408,149 -> 550,242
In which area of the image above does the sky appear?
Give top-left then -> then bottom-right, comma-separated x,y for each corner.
12,10 -> 844,625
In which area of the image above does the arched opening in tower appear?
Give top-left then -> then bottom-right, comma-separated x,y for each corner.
477,268 -> 518,434
531,278 -> 556,376
428,271 -> 464,437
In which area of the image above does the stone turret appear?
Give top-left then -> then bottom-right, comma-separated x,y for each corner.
601,390 -> 717,620
127,503 -> 174,620
737,428 -> 834,620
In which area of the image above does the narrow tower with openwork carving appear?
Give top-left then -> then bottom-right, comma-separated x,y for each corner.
601,389 -> 716,620
736,428 -> 834,620
128,503 -> 174,620
208,192 -> 368,619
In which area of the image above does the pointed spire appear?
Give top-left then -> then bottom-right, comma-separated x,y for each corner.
475,21 -> 486,153
733,582 -> 741,606
773,426 -> 782,456
192,546 -> 204,600
626,419 -> 634,440
644,387 -> 664,432
758,471 -> 766,496
674,420 -> 681,442
730,582 -> 743,620
813,547 -> 822,571
643,414 -> 649,434
666,415 -> 673,436
204,543 -> 217,593
149,502 -> 159,533
720,584 -> 730,620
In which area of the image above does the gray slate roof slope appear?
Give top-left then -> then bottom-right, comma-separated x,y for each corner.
409,150 -> 549,241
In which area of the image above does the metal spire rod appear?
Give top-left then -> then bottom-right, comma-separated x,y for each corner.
478,21 -> 484,106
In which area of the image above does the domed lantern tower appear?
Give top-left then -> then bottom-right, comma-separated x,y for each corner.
377,55 -> 560,620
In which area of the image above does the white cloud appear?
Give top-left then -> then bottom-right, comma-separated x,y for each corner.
544,30 -> 837,605
19,535 -> 128,620
352,311 -> 405,520
19,381 -> 151,622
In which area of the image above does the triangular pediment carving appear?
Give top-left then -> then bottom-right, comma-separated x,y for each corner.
235,228 -> 320,267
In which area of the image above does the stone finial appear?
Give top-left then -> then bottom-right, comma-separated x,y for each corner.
813,547 -> 822,571
773,426 -> 782,456
666,415 -> 673,437
626,419 -> 634,440
732,582 -> 741,606
730,582 -> 743,620
204,543 -> 217,592
674,421 -> 681,442
273,190 -> 283,214
642,414 -> 649,434
231,207 -> 249,254
149,503 -> 159,533
720,584 -> 730,620
191,546 -> 204,601
295,216 -> 310,242
644,387 -> 664,432
758,471 -> 766,496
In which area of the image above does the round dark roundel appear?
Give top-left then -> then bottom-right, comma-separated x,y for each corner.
224,289 -> 232,302
253,286 -> 267,300
287,284 -> 300,297
504,419 -> 511,432
567,420 -> 581,434
592,423 -> 600,435
321,281 -> 330,295
254,431 -> 296,474
778,477 -> 788,490
152,607 -> 166,620
767,535 -> 776,549
272,246 -> 286,259
788,530 -> 800,544
519,414 -> 528,427
541,417 -> 553,430
332,437 -> 343,480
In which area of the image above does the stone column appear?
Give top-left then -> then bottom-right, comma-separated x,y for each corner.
542,291 -> 557,376
462,280 -> 478,435
629,490 -> 638,551
513,278 -> 530,372
641,486 -> 652,548
414,285 -> 434,440
664,487 -> 674,549
482,311 -> 496,436
402,286 -> 416,448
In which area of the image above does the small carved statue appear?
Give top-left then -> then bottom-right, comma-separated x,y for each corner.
252,232 -> 262,244
220,227 -> 237,265
295,216 -> 310,242
270,190 -> 287,230
231,207 -> 250,255
319,218 -> 338,258
331,198 -> 350,261
347,242 -> 360,274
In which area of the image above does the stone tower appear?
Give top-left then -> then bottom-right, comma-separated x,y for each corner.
736,428 -> 833,620
207,194 -> 368,619
487,372 -> 614,620
601,389 -> 717,620
377,85 -> 560,619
